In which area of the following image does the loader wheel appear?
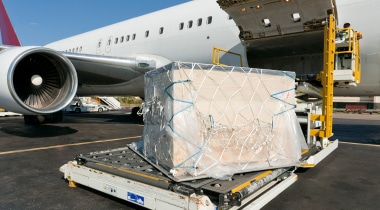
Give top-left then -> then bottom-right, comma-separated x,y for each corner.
131,107 -> 140,119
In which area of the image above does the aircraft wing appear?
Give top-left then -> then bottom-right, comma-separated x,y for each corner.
64,52 -> 156,85
63,52 -> 159,96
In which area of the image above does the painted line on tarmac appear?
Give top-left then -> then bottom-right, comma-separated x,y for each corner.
0,136 -> 141,155
340,141 -> 380,147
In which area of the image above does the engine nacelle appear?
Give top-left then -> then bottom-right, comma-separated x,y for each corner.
0,46 -> 78,115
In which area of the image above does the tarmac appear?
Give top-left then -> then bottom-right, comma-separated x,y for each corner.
0,111 -> 379,209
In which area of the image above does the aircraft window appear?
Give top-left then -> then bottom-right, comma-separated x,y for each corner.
98,39 -> 102,47
68,49 -> 71,52
207,16 -> 213,24
115,37 -> 119,44
198,18 -> 202,26
145,30 -> 149,37
228,15 -> 233,20
132,34 -> 136,40
126,35 -> 130,42
76,47 -> 78,52
179,22 -> 184,30
72,48 -> 75,52
121,36 -> 124,43
188,20 -> 193,28
159,27 -> 164,34
107,37 -> 112,45
80,46 -> 82,52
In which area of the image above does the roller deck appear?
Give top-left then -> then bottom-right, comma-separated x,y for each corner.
60,145 -> 301,209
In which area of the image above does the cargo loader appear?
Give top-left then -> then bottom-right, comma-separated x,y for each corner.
60,3 -> 362,209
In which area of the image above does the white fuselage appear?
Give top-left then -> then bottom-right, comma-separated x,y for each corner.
334,0 -> 380,96
46,0 -> 246,67
46,0 -> 380,97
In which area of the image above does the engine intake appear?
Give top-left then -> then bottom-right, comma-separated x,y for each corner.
0,47 -> 78,115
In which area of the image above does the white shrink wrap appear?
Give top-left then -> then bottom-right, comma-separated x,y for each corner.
142,62 -> 307,179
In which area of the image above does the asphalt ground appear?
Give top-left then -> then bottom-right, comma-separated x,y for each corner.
0,110 -> 144,209
0,111 -> 379,209
265,113 -> 380,210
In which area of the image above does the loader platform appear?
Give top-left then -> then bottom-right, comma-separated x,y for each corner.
61,145 -> 298,209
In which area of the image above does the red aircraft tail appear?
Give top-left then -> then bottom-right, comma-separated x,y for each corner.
0,0 -> 21,46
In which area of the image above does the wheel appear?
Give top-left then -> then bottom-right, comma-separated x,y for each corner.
49,110 -> 63,123
23,115 -> 45,124
75,108 -> 81,113
24,115 -> 36,124
98,108 -> 103,112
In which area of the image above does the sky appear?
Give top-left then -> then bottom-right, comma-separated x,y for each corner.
2,0 -> 190,46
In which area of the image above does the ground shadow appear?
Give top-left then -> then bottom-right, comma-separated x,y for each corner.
1,124 -> 78,138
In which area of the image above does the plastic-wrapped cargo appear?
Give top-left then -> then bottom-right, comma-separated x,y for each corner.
142,62 -> 307,180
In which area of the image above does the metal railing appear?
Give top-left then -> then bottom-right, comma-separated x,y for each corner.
335,27 -> 361,84
212,46 -> 243,67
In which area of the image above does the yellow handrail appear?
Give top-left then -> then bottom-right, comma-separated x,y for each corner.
212,46 -> 243,67
335,27 -> 361,84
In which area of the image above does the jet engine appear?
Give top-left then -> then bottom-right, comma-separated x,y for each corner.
0,46 -> 78,115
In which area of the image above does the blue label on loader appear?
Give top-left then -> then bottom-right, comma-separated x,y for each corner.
127,192 -> 145,206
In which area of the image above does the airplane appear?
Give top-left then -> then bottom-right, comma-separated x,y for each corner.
0,0 -> 378,123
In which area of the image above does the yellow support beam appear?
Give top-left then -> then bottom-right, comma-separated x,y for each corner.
311,14 -> 335,139
321,14 -> 336,139
309,129 -> 320,137
308,14 -> 335,139
354,34 -> 361,84
310,114 -> 325,122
